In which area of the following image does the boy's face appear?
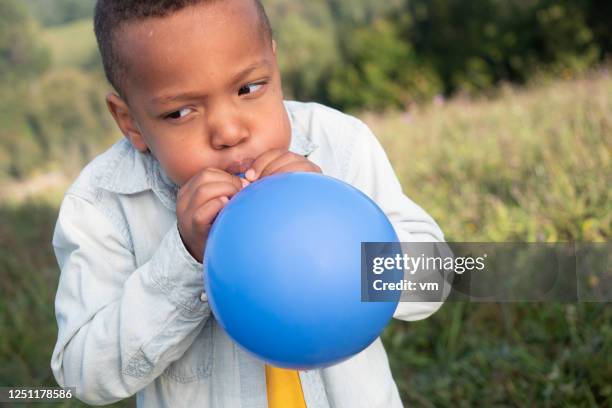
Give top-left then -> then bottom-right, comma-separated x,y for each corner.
106,0 -> 290,186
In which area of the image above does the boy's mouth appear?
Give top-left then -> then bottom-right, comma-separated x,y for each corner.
225,157 -> 255,175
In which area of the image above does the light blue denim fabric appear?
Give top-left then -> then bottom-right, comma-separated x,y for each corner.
51,101 -> 446,407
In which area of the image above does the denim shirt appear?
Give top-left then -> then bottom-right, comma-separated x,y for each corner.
51,101 -> 446,407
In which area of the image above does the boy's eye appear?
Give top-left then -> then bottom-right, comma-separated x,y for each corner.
238,82 -> 265,96
165,107 -> 193,120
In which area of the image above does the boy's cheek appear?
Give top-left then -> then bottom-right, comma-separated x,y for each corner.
258,98 -> 291,144
158,156 -> 198,187
271,111 -> 292,150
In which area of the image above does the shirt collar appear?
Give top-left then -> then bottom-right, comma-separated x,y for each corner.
286,100 -> 319,158
98,101 -> 319,212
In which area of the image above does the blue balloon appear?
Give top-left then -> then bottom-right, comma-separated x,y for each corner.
203,172 -> 399,369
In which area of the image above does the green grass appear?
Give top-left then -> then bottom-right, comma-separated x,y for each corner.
0,73 -> 610,406
0,198 -> 134,407
365,72 -> 611,242
364,72 -> 612,406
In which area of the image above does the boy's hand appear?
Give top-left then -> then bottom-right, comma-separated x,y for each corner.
244,149 -> 321,182
176,168 -> 247,263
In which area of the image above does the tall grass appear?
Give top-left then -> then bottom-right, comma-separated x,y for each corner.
0,199 -> 133,407
365,72 -> 611,242
364,72 -> 611,406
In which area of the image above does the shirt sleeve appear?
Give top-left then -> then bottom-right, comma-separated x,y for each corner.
50,193 -> 211,405
343,119 -> 452,322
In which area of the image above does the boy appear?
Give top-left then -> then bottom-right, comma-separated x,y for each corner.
50,0 -> 446,407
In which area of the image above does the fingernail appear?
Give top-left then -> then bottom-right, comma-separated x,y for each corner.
221,196 -> 229,203
245,168 -> 256,181
240,178 -> 250,188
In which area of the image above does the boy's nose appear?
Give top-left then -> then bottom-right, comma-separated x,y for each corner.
208,110 -> 250,149
210,124 -> 249,150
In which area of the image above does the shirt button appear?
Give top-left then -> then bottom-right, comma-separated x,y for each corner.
200,292 -> 208,302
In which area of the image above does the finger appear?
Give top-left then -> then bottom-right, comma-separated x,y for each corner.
185,168 -> 242,196
177,169 -> 223,214
178,168 -> 243,204
245,149 -> 287,181
259,152 -> 305,178
185,181 -> 240,214
213,170 -> 246,194
213,170 -> 249,188
178,168 -> 223,203
205,167 -> 244,190
191,196 -> 229,231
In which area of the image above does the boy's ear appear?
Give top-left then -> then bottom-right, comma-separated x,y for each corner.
272,39 -> 277,55
105,92 -> 149,153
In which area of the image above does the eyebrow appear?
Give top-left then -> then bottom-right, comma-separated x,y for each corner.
150,59 -> 272,105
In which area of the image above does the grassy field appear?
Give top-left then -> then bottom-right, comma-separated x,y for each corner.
0,73 -> 610,407
366,72 -> 611,407
365,72 -> 611,243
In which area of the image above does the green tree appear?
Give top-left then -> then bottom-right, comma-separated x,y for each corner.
584,0 -> 612,59
264,0 -> 340,102
532,0 -> 599,74
402,0 -> 600,94
328,18 -> 441,111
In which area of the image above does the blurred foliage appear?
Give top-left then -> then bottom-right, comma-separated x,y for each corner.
27,69 -> 117,162
0,0 -> 113,180
404,0 -> 601,95
0,0 -> 50,83
265,0 -> 340,103
584,0 -> 612,58
0,65 -> 116,179
328,18 -> 442,110
0,0 -> 608,180
41,19 -> 100,72
264,0 -> 612,108
25,0 -> 96,27
269,0 -> 611,107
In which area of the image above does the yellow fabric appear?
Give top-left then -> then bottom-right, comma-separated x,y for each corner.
265,364 -> 307,408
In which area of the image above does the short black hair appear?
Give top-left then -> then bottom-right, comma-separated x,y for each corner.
93,0 -> 273,101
